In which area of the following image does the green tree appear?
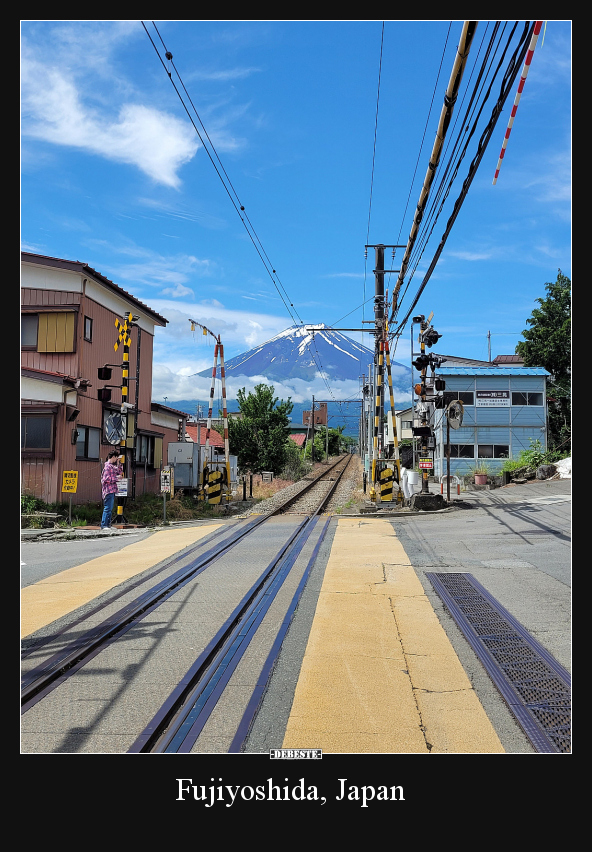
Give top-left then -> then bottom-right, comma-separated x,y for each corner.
515,270 -> 571,451
227,384 -> 293,474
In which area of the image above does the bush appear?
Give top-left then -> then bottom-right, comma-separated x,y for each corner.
21,494 -> 45,514
500,439 -> 569,473
280,440 -> 311,481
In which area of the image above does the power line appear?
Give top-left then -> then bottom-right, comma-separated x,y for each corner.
391,22 -> 535,338
141,21 -> 304,328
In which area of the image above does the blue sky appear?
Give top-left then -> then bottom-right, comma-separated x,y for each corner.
21,20 -> 571,408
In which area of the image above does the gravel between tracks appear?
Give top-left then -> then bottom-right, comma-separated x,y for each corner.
235,456 -> 364,518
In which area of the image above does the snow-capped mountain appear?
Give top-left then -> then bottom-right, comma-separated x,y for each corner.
197,324 -> 409,384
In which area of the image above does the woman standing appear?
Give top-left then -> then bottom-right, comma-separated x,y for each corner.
100,449 -> 122,531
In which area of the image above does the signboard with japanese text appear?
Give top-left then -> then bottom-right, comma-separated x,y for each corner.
61,471 -> 78,493
476,390 -> 510,407
419,458 -> 433,469
117,478 -> 128,497
161,467 -> 174,495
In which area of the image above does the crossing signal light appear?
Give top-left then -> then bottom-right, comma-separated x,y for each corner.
98,388 -> 112,402
98,367 -> 112,380
412,353 -> 430,371
435,378 -> 446,391
423,328 -> 442,348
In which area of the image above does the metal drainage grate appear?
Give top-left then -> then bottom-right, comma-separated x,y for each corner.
426,572 -> 571,754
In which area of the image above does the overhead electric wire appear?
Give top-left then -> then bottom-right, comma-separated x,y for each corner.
361,21 -> 385,355
399,21 -> 506,297
401,22 -> 499,274
389,20 -> 479,322
394,22 -> 452,247
142,21 -> 304,328
391,21 -> 535,337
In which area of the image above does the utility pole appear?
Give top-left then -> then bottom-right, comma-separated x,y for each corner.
189,320 -> 231,503
311,395 -> 315,464
365,244 -> 406,502
131,321 -> 141,500
114,312 -> 133,525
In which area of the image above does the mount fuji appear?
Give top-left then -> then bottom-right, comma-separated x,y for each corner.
167,325 -> 412,437
197,324 -> 410,387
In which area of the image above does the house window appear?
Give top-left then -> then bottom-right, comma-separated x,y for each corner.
76,425 -> 101,460
137,434 -> 155,466
449,444 -> 474,458
511,392 -> 544,406
137,435 -> 163,468
21,414 -> 54,452
84,316 -> 93,342
478,445 -> 510,458
446,391 -> 474,405
21,312 -> 75,352
21,314 -> 38,347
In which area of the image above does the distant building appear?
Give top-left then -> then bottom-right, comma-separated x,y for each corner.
21,252 -> 187,504
302,401 -> 327,426
433,364 -> 550,477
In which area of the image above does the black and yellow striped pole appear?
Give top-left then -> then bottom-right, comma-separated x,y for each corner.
370,337 -> 384,500
384,335 -> 403,503
114,312 -> 132,524
419,319 -> 430,494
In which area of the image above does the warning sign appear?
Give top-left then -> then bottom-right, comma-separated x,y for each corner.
419,458 -> 433,469
61,470 -> 78,493
161,467 -> 174,495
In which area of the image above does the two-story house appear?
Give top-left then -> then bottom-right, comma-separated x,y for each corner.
21,252 -> 187,505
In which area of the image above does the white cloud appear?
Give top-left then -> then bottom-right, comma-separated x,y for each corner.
21,36 -> 198,188
448,250 -> 493,262
91,244 -> 214,291
161,284 -> 194,298
150,297 -> 291,354
151,365 -> 412,407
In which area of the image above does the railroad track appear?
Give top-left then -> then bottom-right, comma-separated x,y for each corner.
21,455 -> 353,753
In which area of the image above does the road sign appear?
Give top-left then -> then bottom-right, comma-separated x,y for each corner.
419,458 -> 433,469
105,412 -> 126,445
61,470 -> 78,493
161,467 -> 174,495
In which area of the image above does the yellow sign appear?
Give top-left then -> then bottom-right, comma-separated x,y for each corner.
62,470 -> 78,493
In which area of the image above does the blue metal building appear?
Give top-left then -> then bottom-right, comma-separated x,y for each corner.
432,365 -> 551,478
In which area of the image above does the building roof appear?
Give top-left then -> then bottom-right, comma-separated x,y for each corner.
185,423 -> 224,446
432,353 -> 491,366
492,354 -> 524,365
151,402 -> 189,419
438,366 -> 550,377
289,432 -> 307,447
21,366 -> 91,386
22,252 -> 168,326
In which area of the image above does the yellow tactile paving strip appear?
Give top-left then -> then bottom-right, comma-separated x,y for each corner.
21,525 -> 222,639
282,518 -> 504,753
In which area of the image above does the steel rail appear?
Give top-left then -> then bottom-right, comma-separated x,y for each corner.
21,456 -> 350,713
128,455 -> 352,753
20,522 -> 232,662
